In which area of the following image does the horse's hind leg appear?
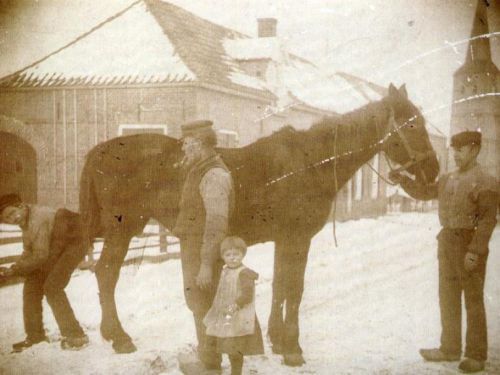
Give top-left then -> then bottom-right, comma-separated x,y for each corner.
95,233 -> 136,353
281,236 -> 310,367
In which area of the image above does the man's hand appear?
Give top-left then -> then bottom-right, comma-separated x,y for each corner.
196,264 -> 213,289
0,266 -> 14,280
389,171 -> 404,184
224,303 -> 239,316
464,252 -> 479,272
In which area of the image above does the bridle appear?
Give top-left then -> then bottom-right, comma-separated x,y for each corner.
330,103 -> 434,245
380,107 -> 434,185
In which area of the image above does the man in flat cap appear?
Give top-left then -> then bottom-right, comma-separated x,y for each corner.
390,130 -> 498,373
173,120 -> 234,372
0,194 -> 89,352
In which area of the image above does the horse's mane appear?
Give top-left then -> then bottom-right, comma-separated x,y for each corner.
259,99 -> 390,158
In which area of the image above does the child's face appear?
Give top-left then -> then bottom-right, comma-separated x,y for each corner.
0,205 -> 26,225
222,248 -> 244,268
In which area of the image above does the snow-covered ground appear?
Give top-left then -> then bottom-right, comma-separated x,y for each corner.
0,212 -> 499,374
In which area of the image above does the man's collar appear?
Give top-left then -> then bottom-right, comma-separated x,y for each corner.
458,160 -> 479,174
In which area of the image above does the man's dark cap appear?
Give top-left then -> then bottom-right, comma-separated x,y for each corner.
450,130 -> 481,148
180,120 -> 214,139
0,193 -> 22,214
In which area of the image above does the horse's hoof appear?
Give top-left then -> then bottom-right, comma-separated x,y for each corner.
283,353 -> 306,367
112,339 -> 137,354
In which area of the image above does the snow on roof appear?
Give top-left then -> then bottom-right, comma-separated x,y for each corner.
0,0 -> 386,115
224,37 -> 283,61
227,71 -> 266,91
1,2 -> 196,87
283,58 -> 383,113
281,58 -> 385,113
147,1 -> 268,94
223,36 -> 385,114
0,0 -> 267,94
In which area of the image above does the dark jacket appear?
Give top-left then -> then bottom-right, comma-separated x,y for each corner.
13,207 -> 84,275
173,153 -> 234,265
400,163 -> 498,255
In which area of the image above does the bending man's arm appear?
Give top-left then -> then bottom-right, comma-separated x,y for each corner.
12,222 -> 51,275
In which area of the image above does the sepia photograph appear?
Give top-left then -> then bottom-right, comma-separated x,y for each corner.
0,0 -> 499,373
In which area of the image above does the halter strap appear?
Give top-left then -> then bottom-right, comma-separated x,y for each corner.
381,106 -> 432,184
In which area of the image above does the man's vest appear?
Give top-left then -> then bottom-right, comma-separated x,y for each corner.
173,154 -> 233,238
438,164 -> 497,229
203,265 -> 256,337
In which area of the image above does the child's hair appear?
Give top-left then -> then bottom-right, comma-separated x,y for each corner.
220,236 -> 247,257
0,193 -> 22,216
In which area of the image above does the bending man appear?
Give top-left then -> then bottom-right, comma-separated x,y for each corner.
0,194 -> 89,352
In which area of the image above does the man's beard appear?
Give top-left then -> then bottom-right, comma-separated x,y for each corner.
182,153 -> 201,169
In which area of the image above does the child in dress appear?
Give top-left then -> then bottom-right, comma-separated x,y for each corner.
203,236 -> 263,375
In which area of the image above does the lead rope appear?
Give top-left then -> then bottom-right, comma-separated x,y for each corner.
332,125 -> 339,247
366,159 -> 396,186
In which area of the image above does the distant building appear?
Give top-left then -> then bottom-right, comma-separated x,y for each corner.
449,0 -> 499,178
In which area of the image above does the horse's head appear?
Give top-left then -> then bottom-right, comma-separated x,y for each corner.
381,84 -> 439,184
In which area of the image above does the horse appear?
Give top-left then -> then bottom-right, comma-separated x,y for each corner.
79,84 -> 440,365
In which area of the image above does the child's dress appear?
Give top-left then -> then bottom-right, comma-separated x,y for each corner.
203,264 -> 264,355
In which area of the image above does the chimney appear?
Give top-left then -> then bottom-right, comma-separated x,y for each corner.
257,18 -> 277,38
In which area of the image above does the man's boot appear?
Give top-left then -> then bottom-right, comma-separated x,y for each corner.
459,358 -> 485,373
12,336 -> 48,353
178,351 -> 221,375
420,348 -> 461,362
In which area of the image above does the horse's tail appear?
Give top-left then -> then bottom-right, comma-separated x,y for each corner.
79,152 -> 102,248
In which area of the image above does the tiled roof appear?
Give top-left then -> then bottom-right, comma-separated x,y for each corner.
147,0 -> 266,93
0,0 -> 266,94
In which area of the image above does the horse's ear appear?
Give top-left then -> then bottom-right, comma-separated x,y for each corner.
388,83 -> 398,98
398,84 -> 408,99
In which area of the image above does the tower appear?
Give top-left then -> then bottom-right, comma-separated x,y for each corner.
449,0 -> 500,178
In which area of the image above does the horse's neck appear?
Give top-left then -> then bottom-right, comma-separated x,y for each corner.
321,101 -> 390,190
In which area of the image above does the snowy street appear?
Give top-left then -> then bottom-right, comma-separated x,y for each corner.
0,212 -> 499,374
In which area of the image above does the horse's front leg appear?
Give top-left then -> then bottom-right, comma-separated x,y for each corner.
95,233 -> 135,353
281,236 -> 311,367
268,245 -> 286,354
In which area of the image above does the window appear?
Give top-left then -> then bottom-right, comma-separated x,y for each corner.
118,124 -> 168,136
354,169 -> 362,201
217,129 -> 239,148
370,154 -> 379,199
346,179 -> 352,213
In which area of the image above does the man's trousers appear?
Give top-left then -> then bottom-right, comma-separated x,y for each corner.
437,228 -> 488,361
